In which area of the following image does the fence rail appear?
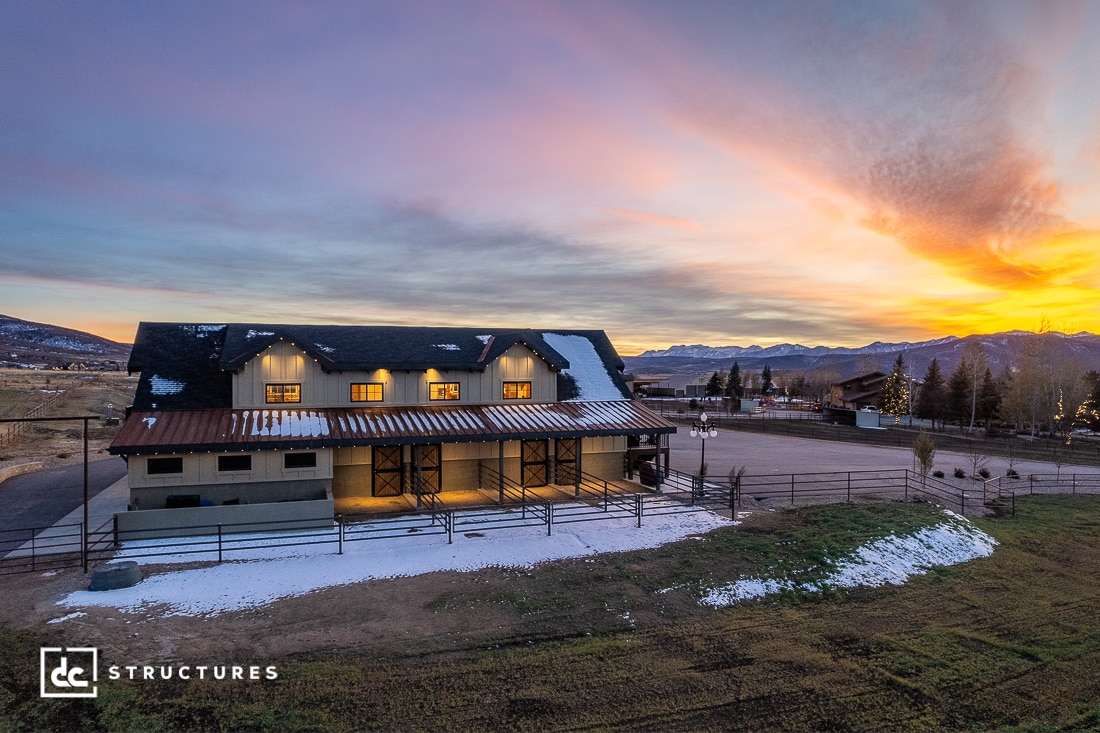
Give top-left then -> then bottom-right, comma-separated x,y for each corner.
0,391 -> 68,448
7,468 -> 1100,575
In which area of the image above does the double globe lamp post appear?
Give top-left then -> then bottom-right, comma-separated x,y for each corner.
689,411 -> 718,493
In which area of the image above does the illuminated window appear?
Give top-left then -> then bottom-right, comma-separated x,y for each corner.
351,383 -> 383,402
266,383 -> 301,403
429,382 -> 460,401
217,454 -> 252,472
503,381 -> 532,400
284,452 -> 317,469
147,457 -> 183,475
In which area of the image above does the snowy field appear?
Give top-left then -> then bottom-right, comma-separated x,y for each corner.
56,507 -> 996,621
699,510 -> 997,606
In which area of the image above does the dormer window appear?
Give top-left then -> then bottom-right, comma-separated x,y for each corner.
351,383 -> 383,402
266,383 -> 301,404
429,382 -> 460,401
503,381 -> 532,400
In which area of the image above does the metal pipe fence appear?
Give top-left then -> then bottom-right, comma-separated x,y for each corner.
8,467 -> 1100,575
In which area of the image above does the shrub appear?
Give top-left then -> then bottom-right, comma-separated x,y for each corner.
1006,468 -> 1020,478
954,468 -> 966,479
978,468 -> 991,479
932,470 -> 945,478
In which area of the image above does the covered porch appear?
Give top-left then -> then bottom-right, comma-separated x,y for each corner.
332,475 -> 652,517
112,400 -> 677,524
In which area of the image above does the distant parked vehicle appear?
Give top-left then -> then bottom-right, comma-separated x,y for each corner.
860,405 -> 878,412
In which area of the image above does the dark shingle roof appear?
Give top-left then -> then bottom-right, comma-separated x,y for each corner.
128,324 -> 232,410
216,325 -> 572,372
126,323 -> 632,410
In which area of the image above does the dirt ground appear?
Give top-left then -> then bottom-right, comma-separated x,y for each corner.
0,517 -> 744,667
0,370 -> 137,473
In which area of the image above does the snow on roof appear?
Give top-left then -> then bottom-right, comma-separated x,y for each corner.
541,332 -> 624,401
433,343 -> 460,350
149,375 -> 185,395
246,329 -> 275,339
698,510 -> 996,606
248,410 -> 330,438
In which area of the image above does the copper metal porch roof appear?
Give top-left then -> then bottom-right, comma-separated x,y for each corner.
110,401 -> 677,454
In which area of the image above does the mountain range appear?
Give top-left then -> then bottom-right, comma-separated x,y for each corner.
626,331 -> 1100,380
0,314 -> 131,369
3,313 -> 1098,380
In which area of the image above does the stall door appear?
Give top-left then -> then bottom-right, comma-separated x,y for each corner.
555,438 -> 578,485
412,444 -> 442,494
522,440 -> 548,487
372,445 -> 404,497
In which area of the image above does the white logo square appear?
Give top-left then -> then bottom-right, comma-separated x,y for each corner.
40,647 -> 98,698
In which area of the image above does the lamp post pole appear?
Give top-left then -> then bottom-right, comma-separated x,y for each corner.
689,412 -> 717,492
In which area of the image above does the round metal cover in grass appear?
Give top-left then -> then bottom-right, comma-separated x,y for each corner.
89,561 -> 141,591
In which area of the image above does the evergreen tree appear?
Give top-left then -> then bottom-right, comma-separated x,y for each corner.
879,354 -> 909,423
916,358 -> 947,431
705,371 -> 724,399
977,367 -> 1000,428
761,364 -> 773,396
947,357 -> 971,427
1073,371 -> 1100,433
725,362 -> 743,399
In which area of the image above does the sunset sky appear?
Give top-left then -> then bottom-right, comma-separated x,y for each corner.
3,1 -> 1100,354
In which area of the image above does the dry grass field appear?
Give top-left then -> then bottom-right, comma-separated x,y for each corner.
0,369 -> 137,471
1,497 -> 1098,732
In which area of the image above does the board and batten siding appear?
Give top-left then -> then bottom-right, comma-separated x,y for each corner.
233,341 -> 557,407
128,448 -> 333,490
478,343 -> 556,403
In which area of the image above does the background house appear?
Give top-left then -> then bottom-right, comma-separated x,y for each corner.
828,371 -> 886,411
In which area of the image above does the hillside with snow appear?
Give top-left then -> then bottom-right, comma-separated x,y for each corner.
0,314 -> 130,369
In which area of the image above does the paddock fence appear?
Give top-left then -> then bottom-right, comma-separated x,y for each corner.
4,469 -> 1100,575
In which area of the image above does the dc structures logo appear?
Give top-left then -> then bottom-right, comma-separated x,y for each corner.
40,647 -> 98,698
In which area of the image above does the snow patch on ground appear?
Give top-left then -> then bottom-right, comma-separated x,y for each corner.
699,510 -> 996,607
59,508 -> 732,618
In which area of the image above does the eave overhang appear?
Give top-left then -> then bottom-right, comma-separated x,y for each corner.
110,401 -> 676,455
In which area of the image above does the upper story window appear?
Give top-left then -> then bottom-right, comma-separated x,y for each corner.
147,456 -> 183,475
429,382 -> 460,401
266,383 -> 301,404
503,381 -> 532,400
351,383 -> 383,403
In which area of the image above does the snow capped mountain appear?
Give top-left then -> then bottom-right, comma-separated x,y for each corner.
627,331 -> 1100,379
0,314 -> 130,368
637,336 -> 959,359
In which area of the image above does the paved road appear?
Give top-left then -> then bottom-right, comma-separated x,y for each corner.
0,458 -> 127,533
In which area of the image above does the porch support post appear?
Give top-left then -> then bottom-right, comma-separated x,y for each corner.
574,439 -> 582,498
413,444 -> 422,509
498,440 -> 505,503
654,433 -> 663,493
